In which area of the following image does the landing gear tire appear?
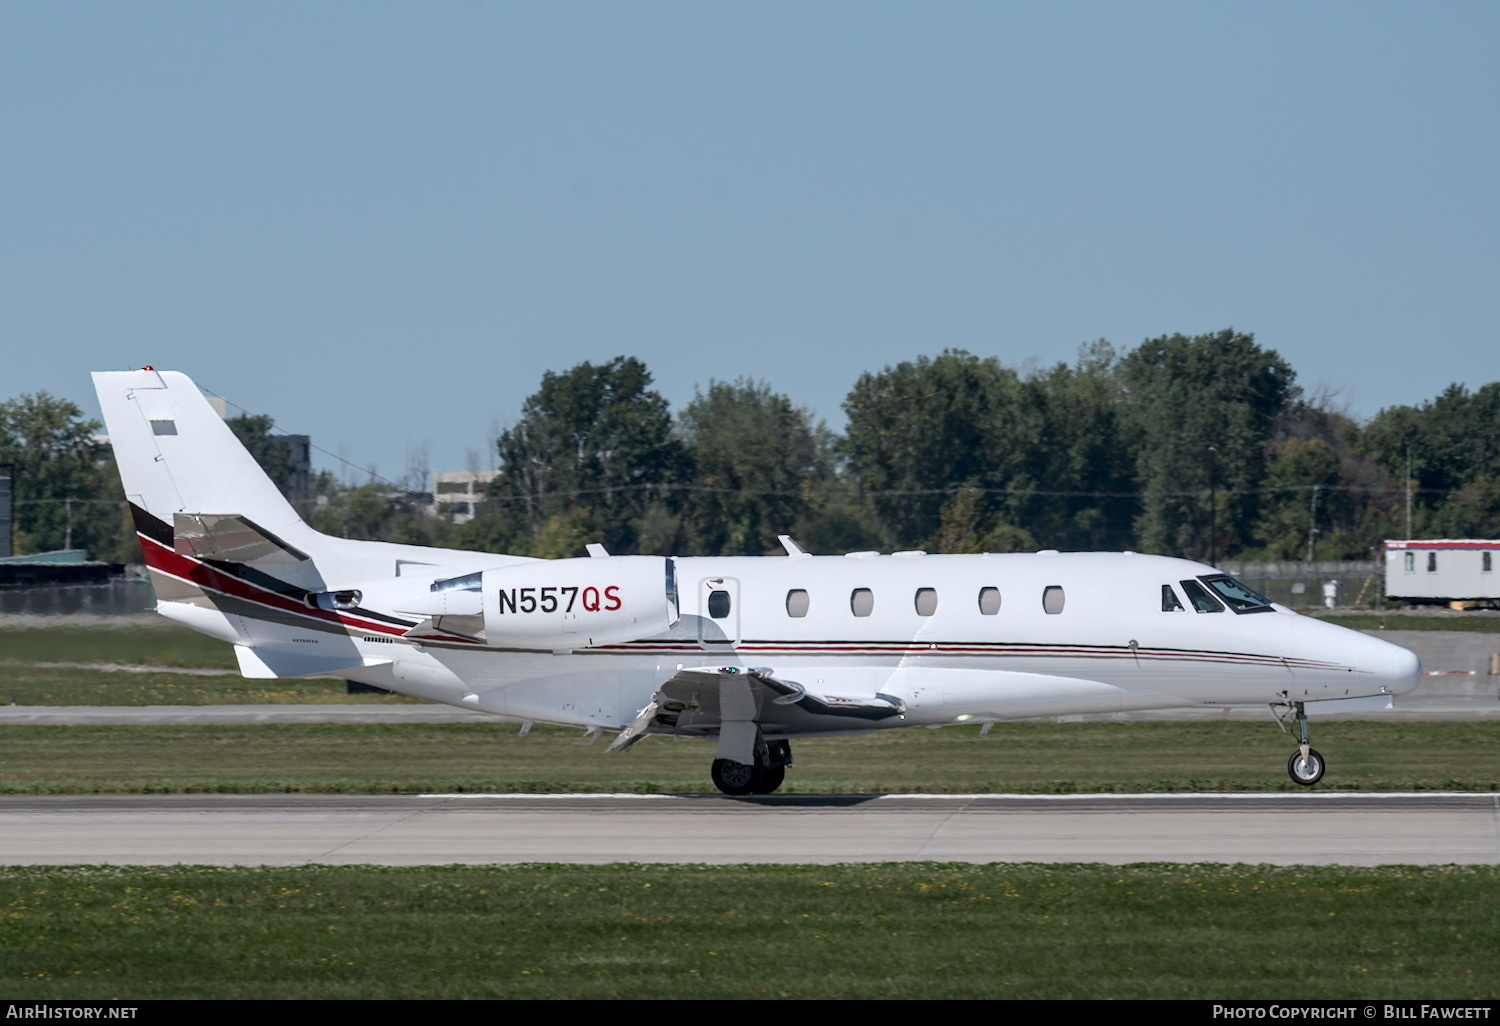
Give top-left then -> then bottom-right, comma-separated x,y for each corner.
1287,748 -> 1325,786
750,763 -> 785,794
711,758 -> 756,796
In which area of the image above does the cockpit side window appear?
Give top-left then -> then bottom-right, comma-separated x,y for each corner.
1179,579 -> 1224,613
1161,584 -> 1184,612
1199,574 -> 1274,614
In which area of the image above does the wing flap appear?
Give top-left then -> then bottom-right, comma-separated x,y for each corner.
608,665 -> 907,752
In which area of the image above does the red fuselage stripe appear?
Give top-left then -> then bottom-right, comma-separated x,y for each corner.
138,533 -> 477,643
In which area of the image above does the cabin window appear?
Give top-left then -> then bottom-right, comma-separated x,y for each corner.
1404,552 -> 1415,573
1161,584 -> 1184,612
978,587 -> 1001,615
1428,552 -> 1438,573
786,589 -> 809,617
1484,553 -> 1493,573
1042,585 -> 1065,615
708,590 -> 731,619
1179,579 -> 1224,613
851,588 -> 875,617
914,588 -> 938,616
1200,575 -> 1274,614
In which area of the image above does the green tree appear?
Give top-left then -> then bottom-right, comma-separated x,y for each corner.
0,393 -> 122,558
1253,437 -> 1344,559
307,482 -> 445,545
1359,382 -> 1500,538
227,414 -> 297,499
1247,396 -> 1397,560
842,350 -> 1038,549
480,357 -> 688,556
1014,341 -> 1137,550
1120,329 -> 1297,560
678,379 -> 825,555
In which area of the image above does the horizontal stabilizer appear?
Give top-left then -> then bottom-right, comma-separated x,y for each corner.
234,644 -> 390,680
175,513 -> 309,564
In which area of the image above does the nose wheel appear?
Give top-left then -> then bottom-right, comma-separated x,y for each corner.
1277,701 -> 1327,787
1288,747 -> 1325,786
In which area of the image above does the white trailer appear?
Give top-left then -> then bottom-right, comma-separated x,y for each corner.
1384,540 -> 1500,606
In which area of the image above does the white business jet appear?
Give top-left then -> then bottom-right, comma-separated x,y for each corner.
93,369 -> 1421,795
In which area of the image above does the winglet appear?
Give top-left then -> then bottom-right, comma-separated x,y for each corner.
586,543 -> 610,558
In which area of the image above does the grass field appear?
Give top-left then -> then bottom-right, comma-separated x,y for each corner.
2,622 -> 1495,1002
0,620 -> 236,669
0,665 -> 420,706
1316,613 -> 1500,633
2,863 -> 1494,999
1,618 -> 1495,794
1,720 -> 1493,794
0,620 -> 418,704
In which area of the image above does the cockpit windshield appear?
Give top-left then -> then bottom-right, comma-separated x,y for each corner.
1200,574 -> 1275,613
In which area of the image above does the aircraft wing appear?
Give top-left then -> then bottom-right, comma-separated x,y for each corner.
608,666 -> 906,753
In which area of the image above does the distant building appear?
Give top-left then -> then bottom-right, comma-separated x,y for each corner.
278,433 -> 312,502
431,470 -> 498,524
1384,539 -> 1500,607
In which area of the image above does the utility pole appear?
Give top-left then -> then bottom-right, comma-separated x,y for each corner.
0,463 -> 15,559
1206,446 -> 1219,564
1306,484 -> 1320,562
0,470 -> 10,558
1405,442 -> 1413,539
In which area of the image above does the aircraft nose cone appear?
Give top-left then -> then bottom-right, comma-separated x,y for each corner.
1291,618 -> 1422,697
1385,641 -> 1422,696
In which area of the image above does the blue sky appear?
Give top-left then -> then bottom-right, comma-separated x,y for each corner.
4,1 -> 1496,483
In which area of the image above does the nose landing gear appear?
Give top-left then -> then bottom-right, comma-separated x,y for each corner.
1275,700 -> 1326,786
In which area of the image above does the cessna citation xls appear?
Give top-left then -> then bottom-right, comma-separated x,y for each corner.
94,369 -> 1421,795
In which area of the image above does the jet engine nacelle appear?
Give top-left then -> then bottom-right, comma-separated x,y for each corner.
481,556 -> 679,649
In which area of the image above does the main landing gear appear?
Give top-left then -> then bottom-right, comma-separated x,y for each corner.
1277,701 -> 1326,786
710,740 -> 792,796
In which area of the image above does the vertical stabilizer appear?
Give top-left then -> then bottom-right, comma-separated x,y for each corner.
92,369 -> 310,547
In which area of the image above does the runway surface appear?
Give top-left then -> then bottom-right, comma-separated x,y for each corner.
2,793 -> 1495,866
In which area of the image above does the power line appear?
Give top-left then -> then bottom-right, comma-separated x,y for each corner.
203,384 -> 406,492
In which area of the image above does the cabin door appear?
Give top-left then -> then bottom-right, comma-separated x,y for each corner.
695,576 -> 742,647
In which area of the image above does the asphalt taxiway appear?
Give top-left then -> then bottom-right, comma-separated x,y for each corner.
1,792 -> 1494,866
